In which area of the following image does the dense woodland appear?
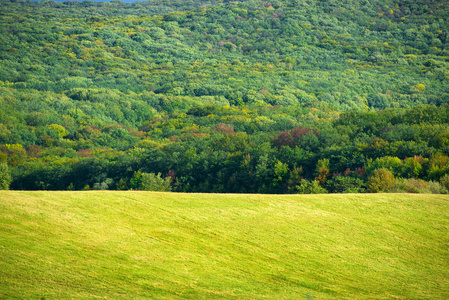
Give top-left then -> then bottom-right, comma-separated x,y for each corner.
1,0 -> 449,193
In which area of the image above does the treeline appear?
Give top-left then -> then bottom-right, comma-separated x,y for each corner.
2,104 -> 449,193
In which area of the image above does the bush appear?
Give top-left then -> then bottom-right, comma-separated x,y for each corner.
93,178 -> 114,190
326,176 -> 365,193
396,178 -> 430,193
367,168 -> 395,193
141,172 -> 172,191
429,181 -> 448,194
440,174 -> 449,190
295,179 -> 328,194
393,178 -> 447,194
130,171 -> 172,191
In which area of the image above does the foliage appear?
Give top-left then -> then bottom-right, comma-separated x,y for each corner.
428,181 -> 447,194
140,172 -> 172,191
273,127 -> 319,150
93,177 -> 114,190
314,158 -> 330,185
367,168 -> 396,193
131,171 -> 172,191
366,156 -> 403,177
0,162 -> 11,190
393,178 -> 430,194
439,174 -> 449,191
2,0 -> 449,111
295,179 -> 327,194
326,176 -> 365,194
393,178 -> 447,194
1,0 -> 449,193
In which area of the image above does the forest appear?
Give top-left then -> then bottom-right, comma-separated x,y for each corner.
0,0 -> 449,193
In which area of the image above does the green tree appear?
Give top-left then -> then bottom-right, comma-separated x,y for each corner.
272,160 -> 289,193
439,174 -> 449,191
366,156 -> 403,177
140,172 -> 172,191
287,165 -> 303,193
403,156 -> 423,178
0,162 -> 12,190
326,176 -> 365,193
131,171 -> 172,191
427,154 -> 449,181
295,179 -> 328,194
116,178 -> 128,190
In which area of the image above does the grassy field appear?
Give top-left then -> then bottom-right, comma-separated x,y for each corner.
0,191 -> 448,299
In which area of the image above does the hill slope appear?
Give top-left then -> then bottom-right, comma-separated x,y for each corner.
1,0 -> 449,113
2,0 -> 449,193
1,191 -> 448,299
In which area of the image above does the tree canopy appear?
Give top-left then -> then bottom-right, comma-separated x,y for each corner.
1,0 -> 449,193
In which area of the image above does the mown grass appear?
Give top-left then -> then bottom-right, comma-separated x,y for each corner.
1,191 -> 448,299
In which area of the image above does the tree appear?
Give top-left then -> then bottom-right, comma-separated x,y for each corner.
365,156 -> 403,177
439,174 -> 449,191
273,127 -> 319,150
130,171 -> 172,191
326,176 -> 365,193
141,172 -> 172,191
402,156 -> 423,178
427,153 -> 449,181
271,160 -> 289,193
93,178 -> 114,190
0,162 -> 12,190
314,158 -> 330,184
367,168 -> 395,193
287,165 -> 303,193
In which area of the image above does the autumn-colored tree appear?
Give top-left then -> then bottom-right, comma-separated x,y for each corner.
273,127 -> 319,149
367,168 -> 395,193
314,158 -> 330,184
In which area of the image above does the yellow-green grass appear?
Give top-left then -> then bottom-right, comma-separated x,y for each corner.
1,192 -> 448,299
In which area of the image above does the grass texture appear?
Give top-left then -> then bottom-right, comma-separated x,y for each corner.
1,191 -> 448,299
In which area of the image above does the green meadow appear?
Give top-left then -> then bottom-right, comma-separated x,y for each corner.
1,191 -> 448,299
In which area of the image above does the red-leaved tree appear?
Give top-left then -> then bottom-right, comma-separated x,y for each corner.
273,127 -> 319,149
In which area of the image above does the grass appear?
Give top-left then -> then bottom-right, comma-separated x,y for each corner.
0,191 -> 448,299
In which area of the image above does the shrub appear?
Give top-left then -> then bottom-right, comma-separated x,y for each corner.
429,181 -> 447,194
367,168 -> 395,193
141,172 -> 172,191
116,178 -> 128,190
440,174 -> 449,190
393,178 -> 447,194
326,176 -> 365,193
295,179 -> 328,194
131,171 -> 172,191
391,178 -> 406,193
93,178 -> 114,190
402,178 -> 430,193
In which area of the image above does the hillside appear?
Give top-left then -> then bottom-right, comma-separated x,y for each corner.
1,0 -> 449,192
1,0 -> 448,109
1,191 -> 448,299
